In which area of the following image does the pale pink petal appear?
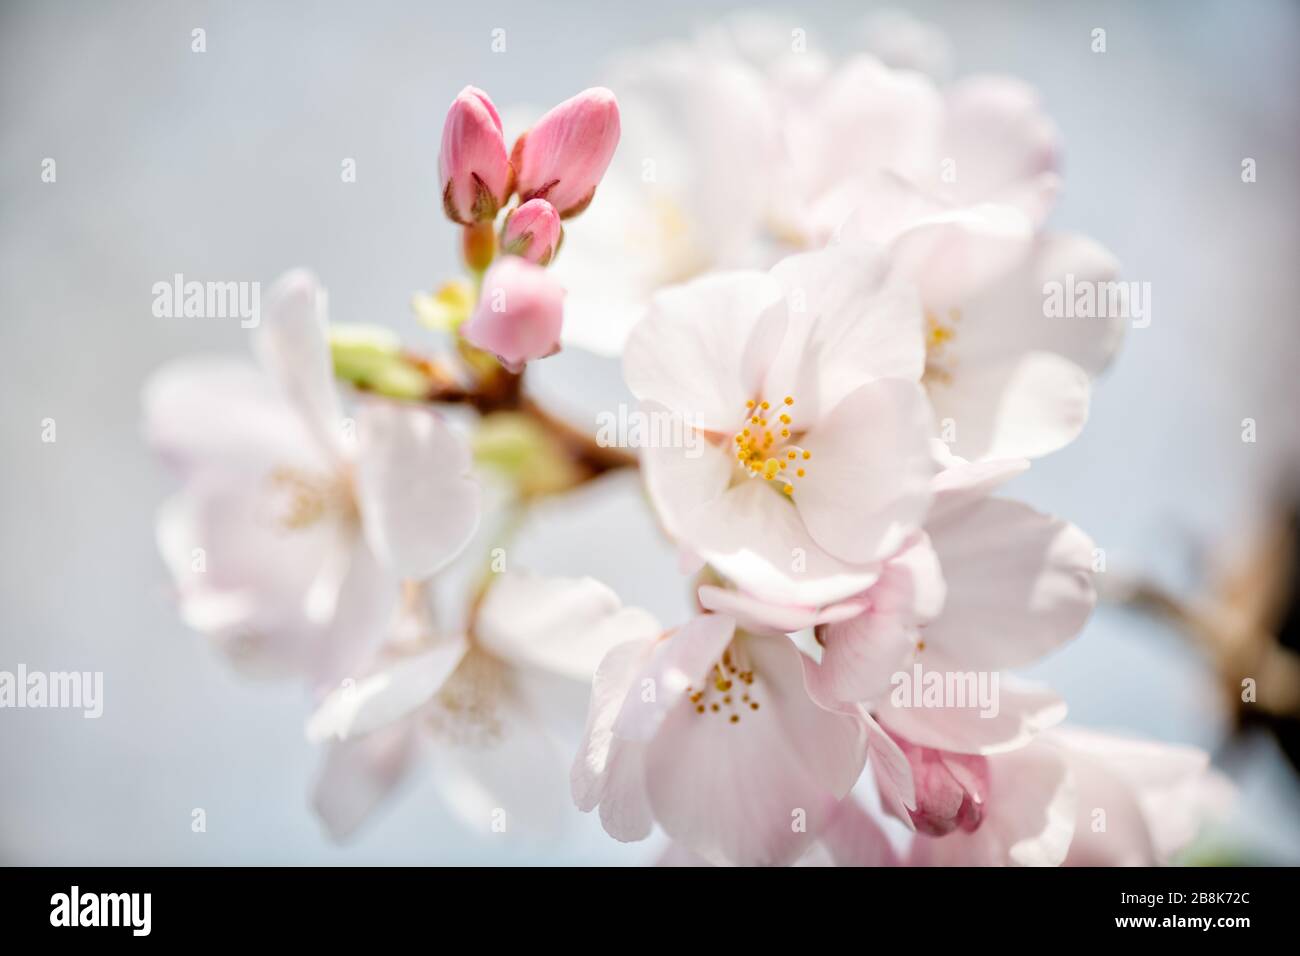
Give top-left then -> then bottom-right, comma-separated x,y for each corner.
795,379 -> 935,564
922,228 -> 1126,380
928,441 -> 1029,522
1051,727 -> 1232,866
430,667 -> 576,836
923,497 -> 1095,670
928,349 -> 1091,461
305,640 -> 468,743
475,572 -> 662,682
813,610 -> 918,705
822,798 -> 902,866
311,721 -> 419,841
143,357 -> 328,478
639,425 -> 734,545
353,401 -> 480,580
155,476 -> 350,678
310,539 -> 401,689
779,55 -> 943,244
865,710 -> 918,825
688,480 -> 882,608
939,75 -> 1061,223
644,633 -> 866,866
571,638 -> 655,841
623,270 -> 785,429
877,672 -> 1067,755
763,243 -> 926,422
697,584 -> 865,636
254,269 -> 346,463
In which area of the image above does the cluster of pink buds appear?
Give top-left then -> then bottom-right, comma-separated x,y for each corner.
438,85 -> 620,372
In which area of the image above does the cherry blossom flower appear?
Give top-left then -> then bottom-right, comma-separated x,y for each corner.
572,612 -> 868,866
307,572 -> 659,839
1051,727 -> 1233,866
623,242 -> 935,608
557,18 -> 1064,355
845,201 -> 1127,460
146,270 -> 480,685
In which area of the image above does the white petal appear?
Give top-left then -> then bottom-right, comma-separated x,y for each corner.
639,422 -> 734,544
877,671 -> 1067,755
697,584 -> 865,636
795,379 -> 935,564
475,572 -> 662,681
571,638 -> 655,841
305,640 -> 467,742
763,243 -> 925,422
928,443 -> 1029,523
923,497 -> 1095,670
929,350 -> 1091,461
354,401 -> 480,580
689,480 -> 882,607
254,269 -> 345,462
1051,727 -> 1231,866
431,667 -> 577,836
311,722 -> 418,841
939,75 -> 1061,221
623,270 -> 785,429
155,477 -> 348,677
143,357 -> 326,477
822,798 -> 901,866
814,610 -> 919,705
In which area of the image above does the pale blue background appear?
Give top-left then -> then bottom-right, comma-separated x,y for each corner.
1,0 -> 1298,863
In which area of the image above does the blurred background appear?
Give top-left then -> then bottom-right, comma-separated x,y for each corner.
2,0 -> 1298,864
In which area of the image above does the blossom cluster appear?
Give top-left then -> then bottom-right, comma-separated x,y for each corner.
145,15 -> 1227,865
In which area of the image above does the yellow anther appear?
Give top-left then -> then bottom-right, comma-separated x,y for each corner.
796,468 -> 805,477
760,401 -> 770,410
783,483 -> 794,495
780,414 -> 790,424
802,450 -> 811,460
762,458 -> 780,479
787,450 -> 796,460
779,461 -> 786,470
746,400 -> 755,409
780,428 -> 789,438
783,396 -> 794,405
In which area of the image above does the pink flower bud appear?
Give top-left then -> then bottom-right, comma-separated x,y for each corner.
510,87 -> 620,219
500,199 -> 563,265
461,257 -> 565,372
439,86 -> 512,225
898,739 -> 989,837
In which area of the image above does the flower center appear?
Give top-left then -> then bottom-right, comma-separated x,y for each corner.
731,395 -> 813,498
426,649 -> 508,748
686,646 -> 761,726
267,467 -> 357,531
922,308 -> 961,386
